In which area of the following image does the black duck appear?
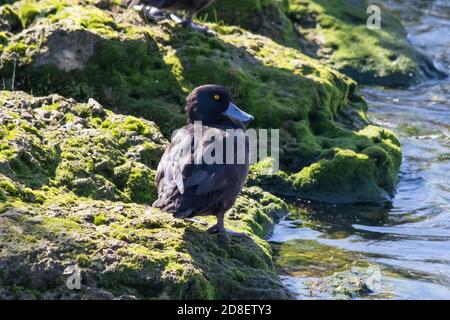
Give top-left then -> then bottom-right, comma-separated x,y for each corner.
153,84 -> 254,239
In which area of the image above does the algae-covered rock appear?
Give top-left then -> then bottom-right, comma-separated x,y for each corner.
249,121 -> 402,203
0,0 -> 417,300
0,91 -> 291,299
0,188 -> 291,299
272,238 -> 380,299
0,0 -> 402,203
205,0 -> 445,87
284,0 -> 445,87
324,268 -> 375,299
203,0 -> 300,48
0,91 -> 166,204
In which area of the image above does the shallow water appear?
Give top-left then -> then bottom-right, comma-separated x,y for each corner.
271,0 -> 450,299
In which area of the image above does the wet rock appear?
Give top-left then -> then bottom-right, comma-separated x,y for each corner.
325,269 -> 375,299
86,289 -> 115,300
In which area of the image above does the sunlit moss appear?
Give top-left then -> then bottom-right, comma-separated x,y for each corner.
284,0 -> 443,86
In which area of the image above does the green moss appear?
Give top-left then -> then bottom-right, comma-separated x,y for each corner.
0,179 -> 19,197
113,162 -> 157,204
203,0 -> 299,48
0,1 -> 403,201
247,158 -> 294,196
0,5 -> 22,32
76,254 -> 91,267
43,217 -> 81,232
17,0 -> 40,28
292,148 -> 389,203
0,91 -> 166,205
4,41 -> 36,57
14,0 -> 67,28
231,186 -> 289,238
93,213 -> 108,226
284,0 -> 445,86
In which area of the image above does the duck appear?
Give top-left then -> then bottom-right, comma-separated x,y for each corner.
124,0 -> 217,32
153,84 -> 254,239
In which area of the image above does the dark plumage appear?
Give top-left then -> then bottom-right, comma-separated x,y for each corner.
125,0 -> 216,31
153,85 -> 254,237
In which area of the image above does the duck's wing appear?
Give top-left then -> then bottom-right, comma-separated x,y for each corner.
154,126 -> 248,217
156,127 -> 229,194
155,128 -> 194,195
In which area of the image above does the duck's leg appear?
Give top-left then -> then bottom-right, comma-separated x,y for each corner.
207,212 -> 249,238
184,217 -> 208,226
170,12 -> 211,33
135,5 -> 168,22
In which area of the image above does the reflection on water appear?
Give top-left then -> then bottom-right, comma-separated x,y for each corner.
271,0 -> 450,299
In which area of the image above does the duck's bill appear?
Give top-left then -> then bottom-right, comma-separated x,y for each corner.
224,102 -> 254,123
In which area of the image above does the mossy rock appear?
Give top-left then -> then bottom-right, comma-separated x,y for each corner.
0,91 -> 166,204
0,90 -> 291,299
202,0 -> 300,49
0,0 -> 403,202
0,187 -> 291,299
203,0 -> 445,87
249,123 -> 401,203
284,0 -> 446,87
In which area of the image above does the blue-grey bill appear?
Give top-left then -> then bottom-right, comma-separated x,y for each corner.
224,102 -> 254,123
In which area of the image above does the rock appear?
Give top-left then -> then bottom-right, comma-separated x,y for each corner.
0,0 -> 415,300
283,0 -> 446,87
325,269 -> 375,299
203,0 -> 301,49
0,0 -> 402,203
0,91 -> 166,204
0,188 -> 292,299
0,90 -> 291,299
72,177 -> 97,195
87,289 -> 115,300
87,98 -> 106,117
33,28 -> 100,72
206,0 -> 446,87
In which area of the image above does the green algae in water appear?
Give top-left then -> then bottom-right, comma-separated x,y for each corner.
272,239 -> 369,277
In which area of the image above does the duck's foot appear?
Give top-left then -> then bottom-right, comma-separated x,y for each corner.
134,5 -> 167,22
184,217 -> 208,226
170,13 -> 215,34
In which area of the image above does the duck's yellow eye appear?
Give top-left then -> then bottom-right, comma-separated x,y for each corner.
213,95 -> 221,101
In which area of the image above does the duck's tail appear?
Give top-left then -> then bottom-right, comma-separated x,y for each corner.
153,199 -> 194,218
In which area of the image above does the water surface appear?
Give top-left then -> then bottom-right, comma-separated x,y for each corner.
271,0 -> 450,299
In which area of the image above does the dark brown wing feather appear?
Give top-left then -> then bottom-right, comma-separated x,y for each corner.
153,124 -> 249,218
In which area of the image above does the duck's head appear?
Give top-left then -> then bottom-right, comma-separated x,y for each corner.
185,85 -> 254,127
